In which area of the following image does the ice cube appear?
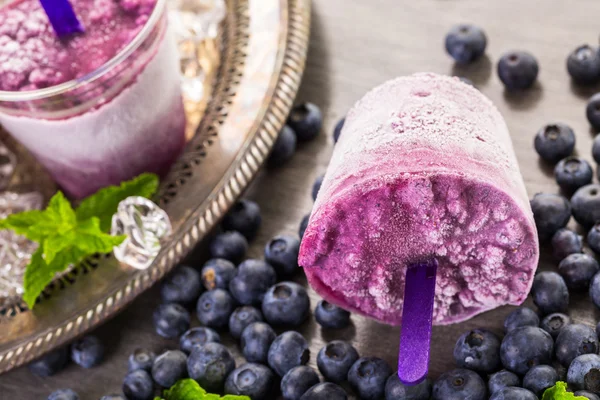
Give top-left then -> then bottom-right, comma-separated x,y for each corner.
0,143 -> 16,191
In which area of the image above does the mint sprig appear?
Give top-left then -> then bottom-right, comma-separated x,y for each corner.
0,173 -> 159,309
154,379 -> 250,400
542,382 -> 587,400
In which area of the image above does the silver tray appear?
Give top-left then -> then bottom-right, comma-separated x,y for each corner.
0,0 -> 310,373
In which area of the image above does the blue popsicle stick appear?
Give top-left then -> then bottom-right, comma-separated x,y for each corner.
39,0 -> 84,38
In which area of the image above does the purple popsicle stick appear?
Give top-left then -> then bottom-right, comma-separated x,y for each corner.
398,259 -> 438,385
39,0 -> 84,38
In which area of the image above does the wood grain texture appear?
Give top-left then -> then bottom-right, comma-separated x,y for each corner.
3,0 -> 600,398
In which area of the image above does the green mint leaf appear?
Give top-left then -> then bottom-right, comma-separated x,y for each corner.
220,395 -> 250,400
162,379 -> 207,400
72,217 -> 126,253
542,382 -> 587,400
43,231 -> 76,264
0,210 -> 45,239
75,173 -> 159,232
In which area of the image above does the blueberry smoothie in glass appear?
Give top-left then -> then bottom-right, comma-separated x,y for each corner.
0,0 -> 186,198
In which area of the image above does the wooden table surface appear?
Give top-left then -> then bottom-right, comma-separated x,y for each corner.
4,0 -> 600,398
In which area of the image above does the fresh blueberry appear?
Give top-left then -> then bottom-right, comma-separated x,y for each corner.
300,382 -> 347,400
552,228 -> 583,260
151,350 -> 187,388
432,368 -> 486,400
287,103 -> 323,142
47,389 -> 79,400
459,76 -> 475,86
347,357 -> 392,400
575,391 -> 600,400
229,259 -> 277,305
225,363 -> 275,400
488,370 -> 520,394
444,24 -> 487,64
453,328 -> 501,373
333,117 -> 345,143
281,366 -> 320,400
530,193 -> 571,242
222,199 -> 261,240
532,271 -> 569,315
315,300 -> 351,329
567,353 -> 600,392
534,123 -> 576,164
299,214 -> 310,239
558,253 -> 600,289
587,223 -> 600,255
28,347 -> 69,377
316,340 -> 359,383
128,349 -> 156,372
179,327 -> 221,354
160,265 -> 202,305
593,135 -> 600,164
591,272 -> 600,309
500,326 -> 554,375
489,387 -> 538,400
567,45 -> 600,84
587,93 -> 600,132
572,184 -> 600,228
540,313 -> 571,339
187,342 -> 236,392
385,374 -> 431,400
264,235 -> 301,276
312,175 -> 324,201
229,306 -> 263,339
555,324 -> 599,367
269,125 -> 297,166
262,282 -> 310,326
240,322 -> 277,364
553,359 -> 568,381
597,321 -> 600,338
196,288 -> 235,329
153,303 -> 190,338
100,395 -> 126,400
504,307 -> 539,332
268,331 -> 310,377
555,157 -> 594,193
200,258 -> 236,291
497,51 -> 539,90
209,231 -> 248,263
122,369 -> 154,400
523,365 -> 558,397
70,335 -> 104,369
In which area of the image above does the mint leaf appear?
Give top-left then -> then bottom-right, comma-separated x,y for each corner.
162,379 -> 207,400
542,382 -> 587,400
76,173 -> 159,232
0,210 -> 45,239
72,217 -> 126,253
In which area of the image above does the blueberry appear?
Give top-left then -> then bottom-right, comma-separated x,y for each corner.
315,300 -> 351,329
47,389 -> 79,400
500,326 -> 554,375
587,93 -> 600,132
209,231 -> 248,263
523,365 -> 558,397
201,258 -> 236,291
348,357 -> 392,400
151,350 -> 187,388
196,288 -> 235,329
229,306 -> 263,339
287,103 -> 323,142
444,24 -> 487,64
316,340 -> 359,383
534,123 -> 576,164
532,271 -> 569,315
597,321 -> 600,338
572,184 -> 600,228
153,303 -> 190,338
453,328 -> 501,373
229,259 -> 277,305
312,175 -> 324,201
122,369 -> 154,400
240,322 -> 277,364
222,199 -> 261,240
567,353 -> 600,392
70,335 -> 104,369
592,272 -> 600,309
160,265 -> 202,305
593,135 -> 600,164
385,374 -> 432,400
187,342 -> 236,392
432,368 -> 486,400
333,117 -> 345,143
568,45 -> 600,84
558,253 -> 600,289
497,51 -> 539,90
100,395 -> 126,400
262,282 -> 310,326
269,125 -> 297,166
552,228 -> 583,260
587,223 -> 600,255
225,363 -> 275,400
540,313 -> 571,339
28,347 -> 69,377
268,331 -> 310,377
128,349 -> 156,372
300,382 -> 347,400
179,327 -> 221,354
264,235 -> 301,276
555,324 -> 599,367
530,193 -> 571,242
299,214 -> 310,239
281,366 -> 320,400
488,370 -> 520,394
504,307 -> 539,332
555,157 -> 594,193
575,391 -> 600,400
489,387 -> 538,400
